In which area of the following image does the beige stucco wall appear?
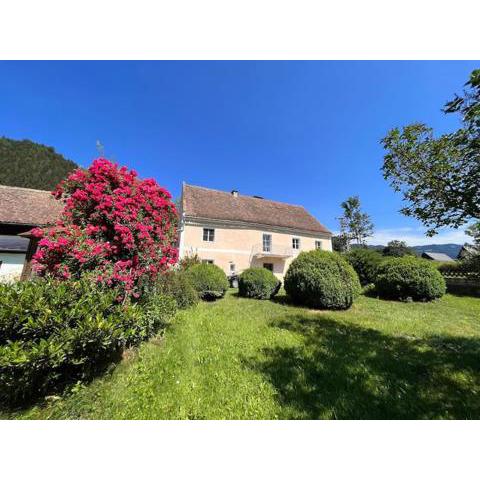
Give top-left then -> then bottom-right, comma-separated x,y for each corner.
180,222 -> 332,279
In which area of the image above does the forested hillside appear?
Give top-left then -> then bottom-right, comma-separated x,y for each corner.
0,137 -> 78,190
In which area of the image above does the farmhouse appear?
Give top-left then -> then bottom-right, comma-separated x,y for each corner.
178,183 -> 332,278
0,185 -> 62,280
0,182 -> 334,281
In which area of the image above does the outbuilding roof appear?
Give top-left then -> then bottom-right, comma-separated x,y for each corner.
422,251 -> 455,262
0,235 -> 30,253
182,184 -> 331,235
0,185 -> 62,227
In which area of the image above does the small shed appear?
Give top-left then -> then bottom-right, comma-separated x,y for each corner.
0,185 -> 62,280
421,251 -> 455,262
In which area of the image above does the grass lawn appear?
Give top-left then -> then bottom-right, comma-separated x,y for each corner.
5,290 -> 480,420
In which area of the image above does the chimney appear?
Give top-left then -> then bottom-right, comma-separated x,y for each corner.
231,190 -> 238,197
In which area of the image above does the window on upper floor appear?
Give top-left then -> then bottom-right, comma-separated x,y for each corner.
203,228 -> 215,242
315,240 -> 322,250
292,237 -> 300,250
262,233 -> 272,252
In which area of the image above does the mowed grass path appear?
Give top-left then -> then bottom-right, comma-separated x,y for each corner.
10,291 -> 480,419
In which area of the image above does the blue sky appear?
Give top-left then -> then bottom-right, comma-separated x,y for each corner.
0,61 -> 477,245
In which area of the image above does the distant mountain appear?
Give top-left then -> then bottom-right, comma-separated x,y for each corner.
367,243 -> 463,259
0,137 -> 78,191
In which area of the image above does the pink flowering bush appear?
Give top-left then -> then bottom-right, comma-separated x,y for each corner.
32,158 -> 178,295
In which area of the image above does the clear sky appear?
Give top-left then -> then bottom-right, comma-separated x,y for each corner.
1,61 -> 477,245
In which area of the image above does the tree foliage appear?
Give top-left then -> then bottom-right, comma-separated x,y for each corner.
382,240 -> 415,257
332,235 -> 349,253
338,196 -> 374,248
0,137 -> 77,190
465,223 -> 480,248
381,69 -> 480,235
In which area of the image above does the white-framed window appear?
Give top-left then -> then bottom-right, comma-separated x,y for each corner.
230,263 -> 236,273
315,240 -> 322,250
202,259 -> 214,264
203,228 -> 215,242
262,233 -> 272,252
292,237 -> 300,250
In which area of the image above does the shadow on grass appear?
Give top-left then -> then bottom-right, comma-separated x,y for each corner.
271,293 -> 293,306
247,312 -> 480,419
0,349 -> 125,416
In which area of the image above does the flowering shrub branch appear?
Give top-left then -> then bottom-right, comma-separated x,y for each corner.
32,158 -> 178,295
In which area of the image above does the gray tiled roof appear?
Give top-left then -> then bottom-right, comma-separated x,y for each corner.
422,251 -> 455,262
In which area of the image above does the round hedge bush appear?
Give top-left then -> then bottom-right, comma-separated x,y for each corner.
375,257 -> 446,301
156,270 -> 199,309
186,263 -> 229,301
284,250 -> 361,310
238,267 -> 281,300
344,248 -> 383,286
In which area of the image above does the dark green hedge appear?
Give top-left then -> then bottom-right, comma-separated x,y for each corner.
0,278 -> 176,406
345,248 -> 383,285
155,270 -> 199,309
375,257 -> 446,301
238,267 -> 281,300
284,250 -> 361,310
186,263 -> 229,300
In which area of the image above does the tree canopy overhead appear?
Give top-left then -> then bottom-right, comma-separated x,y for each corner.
381,69 -> 480,236
0,137 -> 78,191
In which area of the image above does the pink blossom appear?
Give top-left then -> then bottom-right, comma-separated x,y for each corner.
33,158 -> 178,295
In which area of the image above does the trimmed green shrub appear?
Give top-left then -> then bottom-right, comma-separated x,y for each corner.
465,255 -> 480,276
436,256 -> 480,278
238,267 -> 281,300
345,248 -> 383,285
284,250 -> 361,310
375,257 -> 446,301
436,261 -> 465,275
155,270 -> 199,309
186,263 -> 229,300
138,293 -> 178,338
0,278 -> 176,406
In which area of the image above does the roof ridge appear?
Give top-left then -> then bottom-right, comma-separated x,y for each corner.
0,184 -> 53,194
183,183 -> 304,208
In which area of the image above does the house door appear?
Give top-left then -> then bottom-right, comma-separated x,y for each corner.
263,262 -> 274,272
